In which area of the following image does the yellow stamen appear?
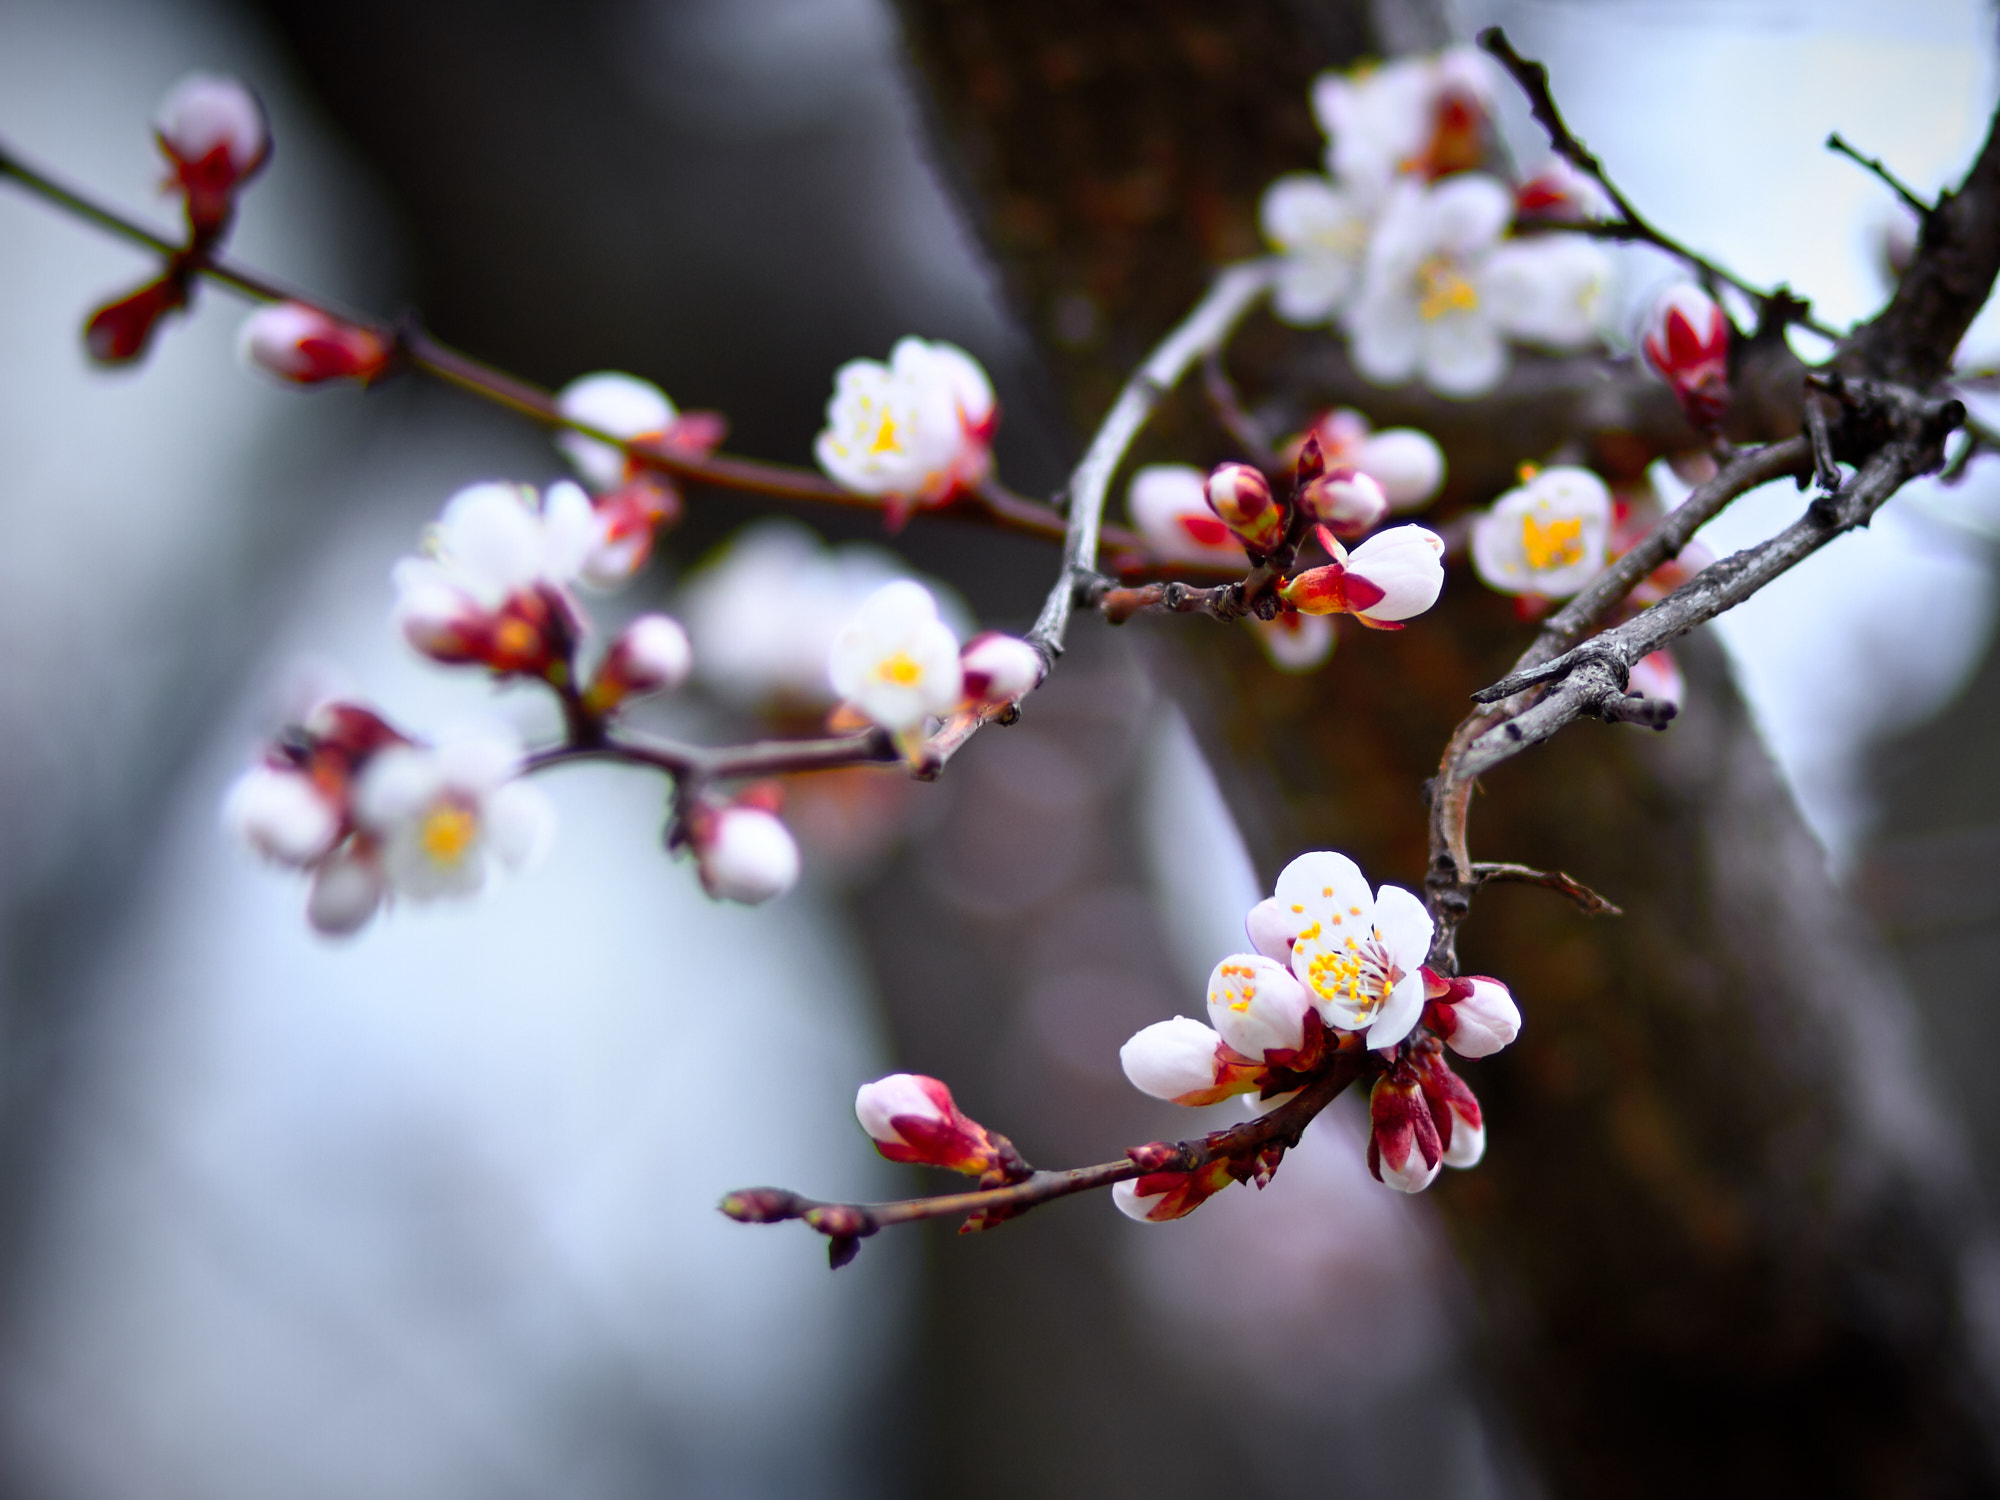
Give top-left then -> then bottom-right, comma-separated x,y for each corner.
869,410 -> 902,456
1521,514 -> 1586,571
419,804 -> 478,866
1416,256 -> 1479,321
877,652 -> 923,686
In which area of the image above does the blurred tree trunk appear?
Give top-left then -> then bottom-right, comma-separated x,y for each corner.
892,2 -> 2000,1495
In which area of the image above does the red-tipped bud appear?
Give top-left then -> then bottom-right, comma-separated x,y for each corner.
1112,1160 -> 1237,1223
854,1073 -> 1024,1179
1420,968 -> 1521,1059
1298,465 -> 1389,538
239,302 -> 392,386
1414,1049 -> 1486,1169
1367,1070 -> 1442,1193
153,74 -> 269,238
583,614 -> 692,714
84,276 -> 187,366
685,800 -> 799,906
1204,462 -> 1285,555
958,631 -> 1043,709
1279,524 -> 1444,626
1642,284 -> 1732,428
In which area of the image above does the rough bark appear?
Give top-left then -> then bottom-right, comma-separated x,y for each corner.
895,1 -> 2000,1494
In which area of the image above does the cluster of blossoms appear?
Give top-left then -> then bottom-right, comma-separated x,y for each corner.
1259,46 -> 1615,397
1115,850 -> 1520,1215
814,337 -> 998,527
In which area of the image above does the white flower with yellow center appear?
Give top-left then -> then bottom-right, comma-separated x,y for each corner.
1268,850 -> 1433,1049
814,337 -> 996,507
1469,465 -> 1613,599
1343,173 -> 1516,398
353,732 -> 555,903
827,579 -> 964,735
1260,174 -> 1378,325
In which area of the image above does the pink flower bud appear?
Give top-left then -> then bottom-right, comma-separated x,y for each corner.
585,614 -> 692,713
1206,953 -> 1315,1067
239,302 -> 392,386
1415,1049 -> 1486,1169
84,276 -> 187,366
690,804 -> 800,905
1112,1161 -> 1237,1223
1422,971 -> 1520,1059
1120,1016 -> 1251,1107
958,632 -> 1043,708
154,74 -> 269,237
1642,284 -> 1731,428
1204,463 -> 1286,555
855,1073 -> 1019,1178
1298,466 -> 1389,537
1279,525 -> 1444,627
1367,1072 -> 1442,1193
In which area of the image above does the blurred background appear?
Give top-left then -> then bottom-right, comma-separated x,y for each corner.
0,0 -> 1997,1495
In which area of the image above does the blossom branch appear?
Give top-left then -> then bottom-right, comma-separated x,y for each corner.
1826,132 -> 1935,219
1478,27 -> 1841,341
1470,862 -> 1621,917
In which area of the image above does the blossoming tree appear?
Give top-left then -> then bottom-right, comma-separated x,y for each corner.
6,1 -> 2000,1492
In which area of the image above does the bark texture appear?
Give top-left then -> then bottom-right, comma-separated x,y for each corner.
894,1 -> 2000,1494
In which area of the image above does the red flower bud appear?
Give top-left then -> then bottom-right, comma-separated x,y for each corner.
1642,284 -> 1732,429
1204,462 -> 1286,555
240,302 -> 392,386
854,1073 -> 1027,1181
1367,1070 -> 1442,1193
84,276 -> 188,366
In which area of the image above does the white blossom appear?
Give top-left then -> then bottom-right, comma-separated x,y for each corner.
1356,427 -> 1446,511
223,764 -> 339,866
1260,174 -> 1377,325
694,806 -> 800,906
1311,49 -> 1501,192
1268,850 -> 1433,1048
352,731 -> 555,903
1206,953 -> 1315,1063
1127,464 -> 1245,568
827,579 -> 963,734
555,371 -> 677,491
959,632 -> 1043,708
1281,524 -> 1446,625
1470,465 -> 1613,598
814,337 -> 995,507
1484,233 -> 1615,350
154,73 -> 267,178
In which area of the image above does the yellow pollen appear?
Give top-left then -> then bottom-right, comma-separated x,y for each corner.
1416,256 -> 1479,320
868,410 -> 902,455
877,651 -> 923,686
1322,887 -> 1333,897
419,804 -> 478,866
1290,903 -> 1304,914
1517,462 -> 1541,485
1348,905 -> 1362,916
1521,514 -> 1586,572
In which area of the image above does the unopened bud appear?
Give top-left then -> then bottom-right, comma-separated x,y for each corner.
854,1072 -> 1019,1178
1280,524 -> 1444,627
84,276 -> 187,366
958,631 -> 1042,710
154,73 -> 269,237
1120,1016 -> 1247,1106
584,614 -> 692,714
1421,970 -> 1520,1059
223,764 -> 340,866
1642,284 -> 1731,429
1125,1141 -> 1186,1173
305,850 -> 385,938
1112,1161 -> 1236,1223
1415,1050 -> 1486,1169
690,803 -> 800,905
1357,429 -> 1446,511
1205,463 -> 1285,555
1206,953 -> 1314,1066
239,302 -> 392,386
718,1187 -> 806,1223
1298,466 -> 1389,537
1367,1072 -> 1442,1193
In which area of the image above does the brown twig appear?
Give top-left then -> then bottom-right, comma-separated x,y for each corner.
1827,132 -> 1935,220
1471,862 -> 1621,916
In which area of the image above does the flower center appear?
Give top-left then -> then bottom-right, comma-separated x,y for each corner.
877,651 -> 923,686
1300,924 -> 1395,1020
868,409 -> 903,456
418,803 -> 479,867
1521,514 -> 1585,571
1416,256 -> 1479,321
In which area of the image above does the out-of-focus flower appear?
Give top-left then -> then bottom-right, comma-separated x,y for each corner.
958,632 -> 1043,710
1207,953 -> 1319,1069
154,73 -> 269,236
305,849 -> 386,938
238,302 -> 392,386
223,763 -> 341,866
1311,46 -> 1500,191
1367,1071 -> 1442,1193
1294,409 -> 1446,513
1249,610 -> 1335,673
1113,1161 -> 1239,1224
1278,523 -> 1445,627
1484,234 -> 1614,350
83,276 -> 188,367
583,613 -> 692,715
1469,465 -> 1613,599
353,730 -> 554,903
1298,466 -> 1389,537
1262,850 -> 1434,1049
1421,970 -> 1521,1059
1127,464 -> 1247,568
1627,648 -> 1685,710
1261,174 -> 1377,325
1414,1047 -> 1486,1169
1205,462 -> 1286,555
815,337 -> 996,525
1514,155 -> 1614,222
827,579 -> 963,736
391,481 -> 599,676
855,1073 -> 1023,1179
687,799 -> 801,905
1642,283 -> 1733,429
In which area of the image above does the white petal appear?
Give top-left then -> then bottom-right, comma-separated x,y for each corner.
222,765 -> 339,866
854,1073 -> 949,1142
155,74 -> 265,169
1442,1109 -> 1486,1169
1369,882 -> 1435,974
1421,314 -> 1508,398
1126,465 -> 1243,566
306,853 -> 384,937
700,808 -> 801,905
484,781 -> 557,871
1344,286 -> 1425,385
1119,1016 -> 1224,1102
352,746 -> 444,829
1366,969 -> 1427,1050
1245,896 -> 1302,962
539,481 -> 603,588
433,483 -> 547,601
1249,612 -> 1335,673
1206,953 -> 1313,1061
1357,428 -> 1445,511
1425,174 -> 1513,257
1345,525 -> 1445,621
1112,1179 -> 1168,1223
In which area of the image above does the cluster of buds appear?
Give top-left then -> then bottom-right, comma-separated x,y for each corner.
1115,850 -> 1521,1216
223,705 -> 555,936
553,372 -> 727,585
1642,283 -> 1733,430
1290,408 -> 1447,516
815,338 -> 998,529
86,74 -> 270,367
827,580 -> 1041,755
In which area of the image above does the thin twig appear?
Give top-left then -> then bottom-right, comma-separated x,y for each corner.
1471,862 -> 1622,916
1827,132 -> 1935,219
